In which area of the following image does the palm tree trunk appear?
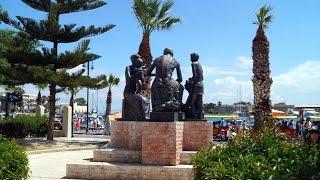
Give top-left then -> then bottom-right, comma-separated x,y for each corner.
106,88 -> 112,115
138,33 -> 153,99
105,88 -> 112,135
70,92 -> 74,138
37,90 -> 42,106
252,26 -> 273,130
47,83 -> 56,140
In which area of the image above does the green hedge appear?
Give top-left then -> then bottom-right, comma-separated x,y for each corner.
0,115 -> 48,139
193,128 -> 320,180
0,136 -> 29,180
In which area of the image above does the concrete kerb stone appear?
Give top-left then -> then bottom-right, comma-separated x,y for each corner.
26,145 -> 98,155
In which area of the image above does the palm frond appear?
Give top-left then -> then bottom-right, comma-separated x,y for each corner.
133,0 -> 181,34
158,17 -> 182,30
157,0 -> 173,20
253,5 -> 273,29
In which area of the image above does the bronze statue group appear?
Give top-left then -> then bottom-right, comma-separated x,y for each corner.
123,48 -> 204,121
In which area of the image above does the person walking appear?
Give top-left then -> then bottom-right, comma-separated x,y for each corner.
304,117 -> 312,142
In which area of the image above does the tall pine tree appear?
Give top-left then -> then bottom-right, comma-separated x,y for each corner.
0,0 -> 115,140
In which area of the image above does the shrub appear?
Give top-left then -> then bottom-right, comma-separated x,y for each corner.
193,127 -> 320,180
0,136 -> 29,179
0,115 -> 48,138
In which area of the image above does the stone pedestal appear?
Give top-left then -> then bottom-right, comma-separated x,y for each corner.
110,121 -> 212,165
62,106 -> 72,138
183,121 -> 213,151
110,121 -> 143,150
66,120 -> 212,179
150,112 -> 185,121
141,122 -> 183,165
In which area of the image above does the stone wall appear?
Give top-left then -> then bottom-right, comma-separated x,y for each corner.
110,121 -> 129,148
93,149 -> 141,163
183,121 -> 213,151
67,162 -> 194,180
141,122 -> 184,165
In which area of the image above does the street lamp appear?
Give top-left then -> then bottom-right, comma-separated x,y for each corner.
83,62 -> 94,133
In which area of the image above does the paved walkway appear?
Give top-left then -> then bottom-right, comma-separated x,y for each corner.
17,136 -> 110,154
28,150 -> 92,180
27,137 -> 110,179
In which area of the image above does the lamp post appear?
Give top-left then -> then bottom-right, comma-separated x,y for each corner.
83,62 -> 94,133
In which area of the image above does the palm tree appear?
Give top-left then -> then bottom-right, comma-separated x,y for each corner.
252,5 -> 273,130
132,0 -> 182,98
36,84 -> 47,106
105,75 -> 120,135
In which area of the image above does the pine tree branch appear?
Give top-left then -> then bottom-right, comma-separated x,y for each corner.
59,0 -> 107,14
21,0 -> 51,12
4,47 -> 56,66
0,10 -> 22,29
57,40 -> 100,69
14,16 -> 115,43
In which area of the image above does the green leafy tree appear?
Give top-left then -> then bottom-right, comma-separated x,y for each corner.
132,0 -> 182,98
0,1 -> 115,140
252,5 -> 273,130
75,98 -> 86,106
0,29 -> 40,86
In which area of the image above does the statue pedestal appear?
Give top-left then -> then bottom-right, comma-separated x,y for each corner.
150,112 -> 185,121
66,120 -> 212,179
141,122 -> 183,165
110,120 -> 212,165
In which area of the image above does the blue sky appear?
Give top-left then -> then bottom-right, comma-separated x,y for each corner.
1,0 -> 320,113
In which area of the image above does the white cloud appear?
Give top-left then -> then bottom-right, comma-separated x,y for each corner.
235,56 -> 252,70
205,60 -> 320,105
205,76 -> 252,104
273,60 -> 320,93
201,56 -> 252,76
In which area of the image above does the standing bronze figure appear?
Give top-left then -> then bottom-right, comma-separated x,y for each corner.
185,53 -> 204,119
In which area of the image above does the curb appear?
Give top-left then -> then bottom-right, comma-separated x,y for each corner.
27,145 -> 99,155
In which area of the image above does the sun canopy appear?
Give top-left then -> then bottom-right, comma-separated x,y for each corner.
272,109 -> 286,116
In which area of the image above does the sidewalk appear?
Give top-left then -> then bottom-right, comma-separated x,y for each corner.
28,150 -> 92,180
17,136 -> 110,155
27,137 -> 110,179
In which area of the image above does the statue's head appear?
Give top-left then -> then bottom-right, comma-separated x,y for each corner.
163,48 -> 174,56
132,54 -> 144,68
130,54 -> 141,65
136,58 -> 144,68
190,53 -> 199,62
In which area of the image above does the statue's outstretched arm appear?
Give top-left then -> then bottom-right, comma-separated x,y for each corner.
146,60 -> 156,77
191,63 -> 197,81
125,66 -> 131,79
176,62 -> 182,83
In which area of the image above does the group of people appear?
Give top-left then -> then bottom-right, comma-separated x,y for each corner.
212,119 -> 250,141
279,117 -> 318,141
73,117 -> 101,132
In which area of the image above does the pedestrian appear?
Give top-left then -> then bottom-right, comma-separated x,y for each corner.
76,118 -> 81,131
94,117 -> 99,132
296,119 -> 302,139
303,117 -> 312,142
